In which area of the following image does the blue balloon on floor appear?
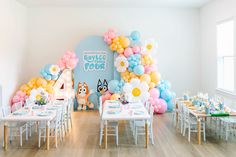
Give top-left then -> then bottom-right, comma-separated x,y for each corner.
160,90 -> 172,102
167,100 -> 174,111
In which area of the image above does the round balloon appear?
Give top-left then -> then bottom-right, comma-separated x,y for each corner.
133,65 -> 144,75
108,80 -> 120,93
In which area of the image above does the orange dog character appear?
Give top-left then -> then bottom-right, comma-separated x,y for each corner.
76,82 -> 89,110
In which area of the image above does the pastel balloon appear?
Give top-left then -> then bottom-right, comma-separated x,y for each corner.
132,46 -> 141,54
133,65 -> 144,76
149,88 -> 160,99
124,48 -> 133,57
149,82 -> 155,89
108,80 -> 120,93
130,31 -> 141,41
150,72 -> 161,85
140,74 -> 151,84
156,99 -> 167,114
160,89 -> 172,102
110,94 -> 121,100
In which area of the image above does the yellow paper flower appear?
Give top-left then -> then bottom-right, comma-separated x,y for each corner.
114,55 -> 129,72
49,65 -> 60,76
143,39 -> 158,53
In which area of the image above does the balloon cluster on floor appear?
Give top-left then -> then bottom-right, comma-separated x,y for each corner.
103,29 -> 175,114
11,51 -> 78,106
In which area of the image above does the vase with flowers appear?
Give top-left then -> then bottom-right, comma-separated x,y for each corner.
29,87 -> 49,109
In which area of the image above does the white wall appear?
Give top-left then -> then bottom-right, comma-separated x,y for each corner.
0,0 -> 27,109
200,0 -> 236,107
26,7 -> 201,96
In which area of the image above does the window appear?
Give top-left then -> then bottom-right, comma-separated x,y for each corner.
217,19 -> 235,92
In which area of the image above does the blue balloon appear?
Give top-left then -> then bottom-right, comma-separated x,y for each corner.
133,65 -> 144,75
45,75 -> 51,80
108,80 -> 119,93
167,100 -> 174,111
130,31 -> 141,41
165,81 -> 172,89
160,90 -> 172,102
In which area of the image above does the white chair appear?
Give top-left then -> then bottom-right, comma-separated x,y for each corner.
134,105 -> 154,145
2,105 -> 28,147
219,117 -> 236,141
98,96 -> 119,146
173,101 -> 184,134
38,108 -> 62,148
65,98 -> 73,131
182,105 -> 206,142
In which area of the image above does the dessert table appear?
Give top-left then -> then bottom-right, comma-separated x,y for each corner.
176,100 -> 236,144
1,104 -> 62,150
102,100 -> 151,148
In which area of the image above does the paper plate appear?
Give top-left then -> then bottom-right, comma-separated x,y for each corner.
134,111 -> 144,115
37,111 -> 52,117
107,110 -> 121,114
13,111 -> 28,116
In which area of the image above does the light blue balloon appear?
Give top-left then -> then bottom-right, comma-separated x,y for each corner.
167,100 -> 174,111
130,31 -> 141,41
133,65 -> 144,75
45,74 -> 51,80
108,80 -> 119,93
160,90 -> 172,102
45,64 -> 52,74
51,75 -> 58,80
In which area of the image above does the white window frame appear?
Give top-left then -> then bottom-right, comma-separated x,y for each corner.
216,18 -> 236,95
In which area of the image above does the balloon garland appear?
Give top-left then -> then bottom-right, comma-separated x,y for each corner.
11,51 -> 78,107
103,29 -> 175,114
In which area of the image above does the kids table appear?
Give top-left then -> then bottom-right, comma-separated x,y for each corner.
1,104 -> 59,150
102,101 -> 151,149
176,100 -> 236,145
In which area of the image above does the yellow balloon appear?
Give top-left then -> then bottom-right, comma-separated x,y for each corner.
110,94 -> 120,100
149,82 -> 155,89
150,72 -> 161,85
140,74 -> 151,84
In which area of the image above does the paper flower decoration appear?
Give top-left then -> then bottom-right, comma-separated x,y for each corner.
58,51 -> 78,70
41,64 -> 61,80
114,55 -> 129,72
143,39 -> 158,53
123,78 -> 150,103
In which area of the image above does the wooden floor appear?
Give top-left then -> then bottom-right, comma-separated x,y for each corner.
1,111 -> 236,157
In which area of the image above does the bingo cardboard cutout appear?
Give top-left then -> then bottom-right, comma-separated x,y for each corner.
74,36 -> 119,110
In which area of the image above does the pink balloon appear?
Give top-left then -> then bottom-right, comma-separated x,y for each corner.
149,88 -> 160,99
124,48 -> 133,57
132,46 -> 141,54
144,65 -> 155,74
156,99 -> 167,114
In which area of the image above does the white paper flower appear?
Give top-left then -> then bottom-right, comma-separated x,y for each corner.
123,78 -> 150,103
49,65 -> 60,76
143,39 -> 158,53
114,55 -> 129,72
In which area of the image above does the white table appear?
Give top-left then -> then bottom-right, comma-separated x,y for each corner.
102,101 -> 151,148
1,104 -> 59,150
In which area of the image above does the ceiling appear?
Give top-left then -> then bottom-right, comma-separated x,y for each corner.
17,0 -> 213,8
